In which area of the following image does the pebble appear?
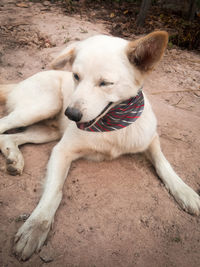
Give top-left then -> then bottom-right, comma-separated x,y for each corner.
43,1 -> 51,6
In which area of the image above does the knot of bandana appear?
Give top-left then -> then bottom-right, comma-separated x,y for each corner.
77,90 -> 144,132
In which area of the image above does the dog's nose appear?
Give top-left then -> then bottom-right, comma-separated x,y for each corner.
65,107 -> 83,122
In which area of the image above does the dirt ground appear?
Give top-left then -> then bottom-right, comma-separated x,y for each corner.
0,1 -> 200,266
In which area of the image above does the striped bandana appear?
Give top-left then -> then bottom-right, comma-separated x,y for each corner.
77,90 -> 144,132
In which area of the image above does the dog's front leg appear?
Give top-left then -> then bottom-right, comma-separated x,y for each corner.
14,131 -> 80,260
146,133 -> 200,215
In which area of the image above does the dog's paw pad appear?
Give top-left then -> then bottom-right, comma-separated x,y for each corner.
6,155 -> 24,175
7,164 -> 22,176
6,158 -> 15,165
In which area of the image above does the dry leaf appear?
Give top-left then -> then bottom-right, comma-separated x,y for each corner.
123,10 -> 129,15
110,13 -> 115,18
16,2 -> 29,8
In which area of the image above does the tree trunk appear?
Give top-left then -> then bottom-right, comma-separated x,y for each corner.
188,0 -> 197,20
136,0 -> 152,27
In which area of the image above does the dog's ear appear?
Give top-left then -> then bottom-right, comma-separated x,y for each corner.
127,31 -> 168,73
50,43 -> 78,70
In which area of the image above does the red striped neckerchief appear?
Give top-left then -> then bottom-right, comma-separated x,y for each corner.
77,89 -> 144,132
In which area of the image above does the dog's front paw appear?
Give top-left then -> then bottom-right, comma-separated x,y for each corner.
173,184 -> 200,215
14,217 -> 51,260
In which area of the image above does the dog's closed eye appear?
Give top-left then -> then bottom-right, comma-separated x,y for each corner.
99,80 -> 114,87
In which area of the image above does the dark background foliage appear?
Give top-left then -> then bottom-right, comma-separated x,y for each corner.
52,0 -> 200,51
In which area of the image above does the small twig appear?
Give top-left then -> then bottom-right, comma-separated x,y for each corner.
193,92 -> 200,98
151,89 -> 200,95
172,96 -> 183,106
0,23 -> 29,29
171,105 -> 191,111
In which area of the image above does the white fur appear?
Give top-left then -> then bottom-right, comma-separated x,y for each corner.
0,33 -> 199,260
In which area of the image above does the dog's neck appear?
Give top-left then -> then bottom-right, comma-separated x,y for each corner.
77,88 -> 144,132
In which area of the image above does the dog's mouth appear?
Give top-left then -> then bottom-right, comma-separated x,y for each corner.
76,102 -> 113,130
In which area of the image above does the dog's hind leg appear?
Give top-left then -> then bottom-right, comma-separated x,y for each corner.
146,133 -> 200,215
0,71 -> 65,134
0,123 -> 61,175
0,108 -> 60,134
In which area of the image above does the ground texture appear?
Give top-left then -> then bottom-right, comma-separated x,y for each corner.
0,1 -> 200,266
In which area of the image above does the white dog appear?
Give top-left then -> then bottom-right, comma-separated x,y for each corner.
0,31 -> 199,260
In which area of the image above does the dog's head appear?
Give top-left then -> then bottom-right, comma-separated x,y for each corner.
51,31 -> 168,126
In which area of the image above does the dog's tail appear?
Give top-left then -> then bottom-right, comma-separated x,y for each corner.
0,83 -> 16,103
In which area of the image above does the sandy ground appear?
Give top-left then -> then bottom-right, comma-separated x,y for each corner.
0,1 -> 200,266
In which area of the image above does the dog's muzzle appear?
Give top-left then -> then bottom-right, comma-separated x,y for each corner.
65,107 -> 83,122
73,90 -> 144,132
